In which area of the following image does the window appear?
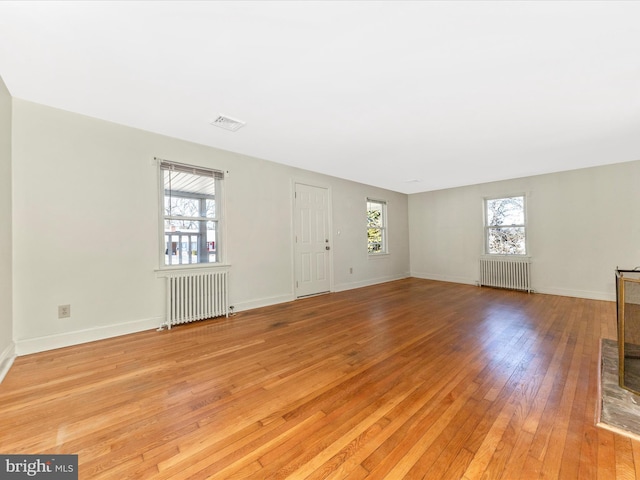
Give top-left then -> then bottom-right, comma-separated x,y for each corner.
484,195 -> 526,255
159,159 -> 224,266
367,198 -> 387,254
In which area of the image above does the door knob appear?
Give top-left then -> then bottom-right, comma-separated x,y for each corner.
326,246 -> 331,250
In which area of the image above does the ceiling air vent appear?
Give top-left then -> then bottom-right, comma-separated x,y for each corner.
210,114 -> 245,132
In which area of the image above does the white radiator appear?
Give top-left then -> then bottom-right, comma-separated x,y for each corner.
164,270 -> 229,328
479,256 -> 531,292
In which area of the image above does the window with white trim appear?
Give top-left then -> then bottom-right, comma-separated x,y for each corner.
484,195 -> 526,255
159,159 -> 224,266
367,198 -> 387,254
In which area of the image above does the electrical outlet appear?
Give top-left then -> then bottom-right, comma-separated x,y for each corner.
58,304 -> 71,319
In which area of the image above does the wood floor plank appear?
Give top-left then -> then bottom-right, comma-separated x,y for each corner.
596,429 -> 618,479
615,434 -> 636,480
632,440 -> 640,479
540,308 -> 587,478
0,278 -> 636,479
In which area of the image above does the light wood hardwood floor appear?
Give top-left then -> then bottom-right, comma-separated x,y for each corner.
0,278 -> 636,479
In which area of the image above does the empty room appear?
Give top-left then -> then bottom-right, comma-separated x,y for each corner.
1,1 -> 640,479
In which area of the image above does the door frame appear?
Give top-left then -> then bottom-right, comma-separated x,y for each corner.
291,181 -> 334,298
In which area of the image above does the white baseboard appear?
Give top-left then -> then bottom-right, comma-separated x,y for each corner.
533,287 -> 614,302
11,280 -> 403,356
233,275 -> 412,310
410,272 -> 614,301
333,273 -> 410,293
232,275 -> 412,312
0,341 -> 16,383
410,271 -> 477,286
15,316 -> 163,356
231,294 -> 295,313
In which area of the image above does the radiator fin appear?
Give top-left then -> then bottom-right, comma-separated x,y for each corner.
479,256 -> 531,292
165,270 -> 229,328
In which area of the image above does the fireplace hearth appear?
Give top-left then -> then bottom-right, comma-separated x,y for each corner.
616,268 -> 640,395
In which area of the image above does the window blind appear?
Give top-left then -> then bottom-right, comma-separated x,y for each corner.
157,158 -> 224,180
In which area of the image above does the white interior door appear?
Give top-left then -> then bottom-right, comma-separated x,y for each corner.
294,183 -> 331,297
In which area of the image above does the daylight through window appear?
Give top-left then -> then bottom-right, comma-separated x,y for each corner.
367,199 -> 387,254
485,195 -> 526,255
160,160 -> 223,266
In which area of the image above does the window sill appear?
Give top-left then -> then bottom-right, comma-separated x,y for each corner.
368,252 -> 390,259
155,264 -> 231,276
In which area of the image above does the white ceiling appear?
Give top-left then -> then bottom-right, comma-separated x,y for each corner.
1,1 -> 639,194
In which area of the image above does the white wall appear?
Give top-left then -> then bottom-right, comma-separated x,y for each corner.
409,160 -> 640,300
11,99 -> 410,354
13,93 -> 636,359
0,75 -> 13,379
